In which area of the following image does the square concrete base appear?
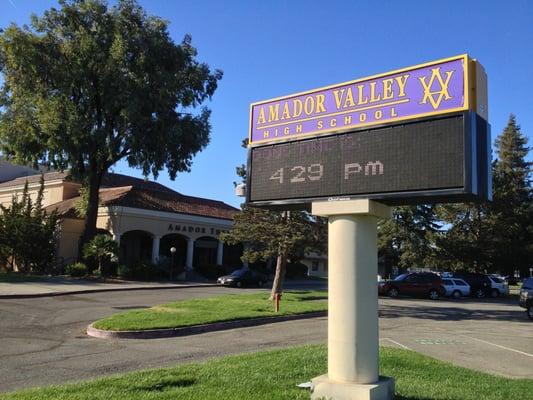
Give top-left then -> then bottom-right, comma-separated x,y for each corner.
310,375 -> 395,400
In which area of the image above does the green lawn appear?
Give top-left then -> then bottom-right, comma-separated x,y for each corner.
3,345 -> 532,400
93,290 -> 328,331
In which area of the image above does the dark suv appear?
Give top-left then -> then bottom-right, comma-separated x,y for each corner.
454,273 -> 492,298
519,278 -> 533,320
378,272 -> 445,300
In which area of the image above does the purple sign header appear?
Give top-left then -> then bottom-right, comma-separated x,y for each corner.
249,55 -> 472,146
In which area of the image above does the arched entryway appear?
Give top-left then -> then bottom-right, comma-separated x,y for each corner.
159,233 -> 187,270
193,236 -> 219,268
223,243 -> 244,268
120,230 -> 153,267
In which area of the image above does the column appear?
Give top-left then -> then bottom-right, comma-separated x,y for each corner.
151,235 -> 161,264
112,232 -> 121,246
328,214 -> 379,383
216,240 -> 224,266
310,199 -> 394,400
186,238 -> 194,271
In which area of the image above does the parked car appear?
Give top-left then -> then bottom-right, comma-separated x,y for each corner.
505,275 -> 521,286
378,272 -> 445,300
519,277 -> 533,321
487,275 -> 509,297
441,278 -> 470,298
453,273 -> 492,298
217,268 -> 268,288
439,271 -> 454,278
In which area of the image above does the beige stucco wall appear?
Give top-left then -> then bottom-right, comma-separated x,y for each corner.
55,206 -> 234,266
0,178 -> 238,270
301,252 -> 328,278
56,218 -> 85,266
62,182 -> 82,201
97,206 -> 233,241
0,180 -> 79,209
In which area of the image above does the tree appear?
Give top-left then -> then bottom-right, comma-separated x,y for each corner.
220,206 -> 326,300
0,0 -> 222,257
0,176 -> 59,273
222,138 -> 326,300
489,114 -> 532,276
435,114 -> 532,275
435,202 -> 493,272
378,205 -> 440,274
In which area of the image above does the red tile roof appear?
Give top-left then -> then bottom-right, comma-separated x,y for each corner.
45,186 -> 239,221
6,170 -> 240,220
106,187 -> 239,220
101,173 -> 178,194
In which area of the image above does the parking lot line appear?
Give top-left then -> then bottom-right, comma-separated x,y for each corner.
381,337 -> 412,351
462,335 -> 533,358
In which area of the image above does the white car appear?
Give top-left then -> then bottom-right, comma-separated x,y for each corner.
442,278 -> 470,298
488,275 -> 509,297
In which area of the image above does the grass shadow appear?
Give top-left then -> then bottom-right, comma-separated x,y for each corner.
135,378 -> 196,392
297,295 -> 328,301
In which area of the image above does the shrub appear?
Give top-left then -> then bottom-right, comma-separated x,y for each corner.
65,262 -> 88,277
156,256 -> 185,278
83,234 -> 118,276
130,260 -> 162,281
117,264 -> 131,279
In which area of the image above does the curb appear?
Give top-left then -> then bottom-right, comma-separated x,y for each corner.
87,311 -> 327,339
0,283 -> 217,299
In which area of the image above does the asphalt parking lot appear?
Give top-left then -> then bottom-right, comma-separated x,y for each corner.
0,286 -> 531,393
378,296 -> 533,380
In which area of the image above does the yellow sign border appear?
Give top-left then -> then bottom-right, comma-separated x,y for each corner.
248,54 -> 472,146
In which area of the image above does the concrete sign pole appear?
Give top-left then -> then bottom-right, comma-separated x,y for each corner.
310,199 -> 395,400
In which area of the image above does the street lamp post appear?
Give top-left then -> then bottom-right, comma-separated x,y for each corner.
170,246 -> 177,281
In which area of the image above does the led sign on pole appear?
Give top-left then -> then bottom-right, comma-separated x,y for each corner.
247,55 -> 490,207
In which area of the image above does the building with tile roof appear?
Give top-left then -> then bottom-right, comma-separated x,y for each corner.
0,168 -> 242,273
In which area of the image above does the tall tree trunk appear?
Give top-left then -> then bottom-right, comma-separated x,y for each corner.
78,170 -> 103,260
269,249 -> 287,300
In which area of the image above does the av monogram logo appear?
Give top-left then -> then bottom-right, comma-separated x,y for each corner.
418,67 -> 455,110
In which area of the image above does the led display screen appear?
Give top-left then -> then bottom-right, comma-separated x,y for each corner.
247,113 -> 487,206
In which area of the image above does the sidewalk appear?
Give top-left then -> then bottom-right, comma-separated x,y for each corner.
0,276 -> 215,298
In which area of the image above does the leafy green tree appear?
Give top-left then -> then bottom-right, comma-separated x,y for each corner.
74,186 -> 90,218
82,234 -> 118,276
221,206 -> 326,300
0,176 -> 59,273
223,138 -> 326,300
0,0 -> 222,256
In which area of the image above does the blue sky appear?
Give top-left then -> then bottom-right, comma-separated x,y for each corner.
1,0 -> 532,207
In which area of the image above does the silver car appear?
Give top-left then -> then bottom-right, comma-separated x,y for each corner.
488,275 -> 509,297
442,278 -> 470,299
